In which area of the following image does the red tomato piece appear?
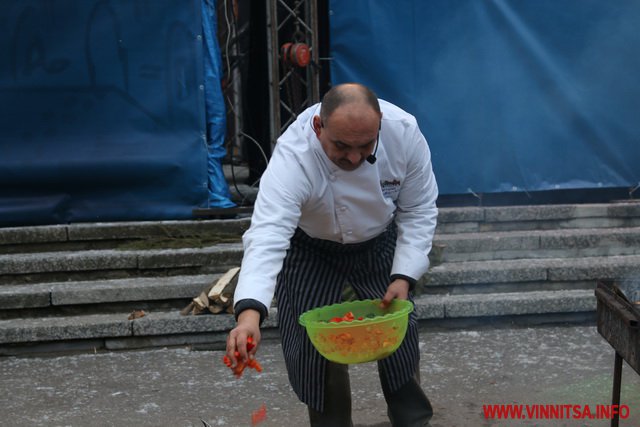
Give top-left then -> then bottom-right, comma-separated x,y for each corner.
251,403 -> 267,425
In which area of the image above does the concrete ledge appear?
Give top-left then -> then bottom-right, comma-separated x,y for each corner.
421,289 -> 596,318
3,255 -> 638,313
0,313 -> 132,343
0,275 -> 219,309
0,290 -> 595,347
548,254 -> 640,281
435,222 -> 482,234
0,309 -> 272,345
481,217 -> 637,232
413,300 -> 445,319
0,244 -> 244,276
0,284 -> 51,309
132,311 -> 237,336
108,327 -> 282,352
425,258 -> 548,286
0,225 -> 67,246
137,244 -> 243,269
434,203 -> 640,234
434,227 -> 640,261
0,339 -> 108,356
67,219 -> 251,241
0,219 -> 249,248
435,231 -> 540,253
483,204 -> 600,222
608,202 -> 640,217
105,332 -> 229,351
424,254 -> 640,287
52,275 -> 218,305
0,250 -> 137,275
3,202 -> 638,250
437,207 -> 484,223
540,227 -> 640,249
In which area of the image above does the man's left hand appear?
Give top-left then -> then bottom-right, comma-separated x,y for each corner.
380,278 -> 410,308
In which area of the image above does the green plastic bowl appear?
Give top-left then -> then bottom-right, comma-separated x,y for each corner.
298,299 -> 414,364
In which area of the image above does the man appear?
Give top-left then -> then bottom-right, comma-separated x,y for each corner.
226,83 -> 438,426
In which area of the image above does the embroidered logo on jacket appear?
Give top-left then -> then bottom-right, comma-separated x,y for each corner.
380,179 -> 401,199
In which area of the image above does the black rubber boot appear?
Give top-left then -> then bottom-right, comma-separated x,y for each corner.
308,362 -> 354,427
380,369 -> 433,427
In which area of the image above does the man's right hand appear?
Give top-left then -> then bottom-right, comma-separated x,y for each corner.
226,308 -> 261,367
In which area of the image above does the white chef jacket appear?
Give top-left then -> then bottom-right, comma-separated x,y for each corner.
234,99 -> 438,312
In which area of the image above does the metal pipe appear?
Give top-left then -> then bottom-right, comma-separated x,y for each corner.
611,352 -> 623,427
266,0 -> 281,148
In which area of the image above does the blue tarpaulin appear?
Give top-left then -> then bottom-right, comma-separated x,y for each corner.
202,0 -> 235,209
0,0 -> 232,226
329,0 -> 640,196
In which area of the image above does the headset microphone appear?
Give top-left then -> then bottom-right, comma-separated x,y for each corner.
367,122 -> 381,164
366,152 -> 377,165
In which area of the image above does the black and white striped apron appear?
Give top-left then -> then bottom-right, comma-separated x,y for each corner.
275,224 -> 420,412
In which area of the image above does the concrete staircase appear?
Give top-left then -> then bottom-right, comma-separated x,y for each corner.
1,201 -> 640,355
416,203 -> 640,326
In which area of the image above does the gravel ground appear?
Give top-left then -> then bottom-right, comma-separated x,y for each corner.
1,323 -> 639,427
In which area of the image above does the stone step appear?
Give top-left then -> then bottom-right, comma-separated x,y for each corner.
3,203 -> 640,255
3,226 -> 638,285
433,226 -> 640,262
421,254 -> 640,294
0,274 -> 220,316
0,219 -> 249,255
0,244 -> 244,285
0,289 -> 595,355
1,201 -> 636,355
414,289 -> 596,319
436,202 -> 640,233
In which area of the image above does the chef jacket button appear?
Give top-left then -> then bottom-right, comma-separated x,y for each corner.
347,230 -> 352,235
329,174 -> 336,181
341,206 -> 347,212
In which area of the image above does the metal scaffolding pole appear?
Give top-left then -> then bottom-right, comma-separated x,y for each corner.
267,0 -> 320,148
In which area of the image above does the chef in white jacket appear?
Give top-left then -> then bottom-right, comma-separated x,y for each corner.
226,83 -> 438,427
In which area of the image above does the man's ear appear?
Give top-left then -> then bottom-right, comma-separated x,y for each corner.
312,115 -> 323,137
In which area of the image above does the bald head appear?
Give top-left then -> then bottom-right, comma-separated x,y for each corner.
313,83 -> 382,171
319,83 -> 381,125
